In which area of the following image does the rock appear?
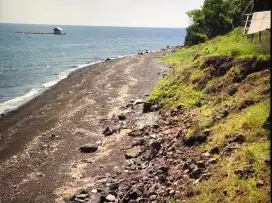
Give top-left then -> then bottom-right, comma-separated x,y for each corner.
207,158 -> 217,165
202,128 -> 212,135
128,130 -> 143,137
190,168 -> 202,179
142,102 -> 152,113
125,146 -> 143,159
103,127 -> 114,136
69,195 -> 76,201
222,143 -> 239,155
150,134 -> 157,139
150,195 -> 157,200
150,104 -> 160,112
228,133 -> 246,144
131,138 -> 145,146
91,189 -> 98,193
151,141 -> 161,151
128,189 -> 141,200
210,145 -> 220,154
138,52 -> 143,55
201,173 -> 212,180
222,110 -> 229,118
158,165 -> 169,173
118,114 -> 127,121
133,99 -> 144,106
148,141 -> 161,160
145,50 -> 149,54
183,134 -> 207,146
106,194 -> 115,202
76,193 -> 89,199
79,144 -> 98,153
202,151 -> 211,158
264,158 -> 270,165
182,162 -> 190,171
188,164 -> 196,172
105,58 -> 111,61
74,197 -> 85,202
196,161 -> 205,168
256,180 -> 264,188
109,183 -> 119,190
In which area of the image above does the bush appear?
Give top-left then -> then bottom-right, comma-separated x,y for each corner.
184,27 -> 208,46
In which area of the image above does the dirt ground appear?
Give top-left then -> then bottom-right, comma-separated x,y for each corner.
0,51 -> 168,203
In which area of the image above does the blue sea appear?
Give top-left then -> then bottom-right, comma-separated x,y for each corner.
0,23 -> 186,114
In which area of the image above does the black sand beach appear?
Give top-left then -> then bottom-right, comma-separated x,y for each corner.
0,51 -> 168,202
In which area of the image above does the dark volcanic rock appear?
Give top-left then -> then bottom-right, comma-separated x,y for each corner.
256,180 -> 264,188
183,134 -> 207,146
103,127 -> 114,136
148,141 -> 162,160
227,133 -> 246,144
109,183 -> 119,190
196,161 -> 205,168
210,145 -> 220,154
190,168 -> 202,179
79,144 -> 98,153
118,114 -> 127,121
142,102 -> 153,113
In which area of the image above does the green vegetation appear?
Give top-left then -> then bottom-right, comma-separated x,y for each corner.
184,0 -> 270,46
186,140 -> 270,203
149,29 -> 270,108
149,28 -> 270,202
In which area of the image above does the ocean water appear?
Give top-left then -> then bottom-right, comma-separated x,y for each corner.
0,23 -> 186,114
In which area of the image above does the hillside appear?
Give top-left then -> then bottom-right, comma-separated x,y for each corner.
148,28 -> 271,202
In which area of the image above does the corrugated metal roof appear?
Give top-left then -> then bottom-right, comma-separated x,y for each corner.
53,27 -> 63,31
247,11 -> 271,34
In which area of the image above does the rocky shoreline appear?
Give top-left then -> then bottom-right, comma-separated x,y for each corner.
0,46 -> 255,203
66,98 -> 239,203
0,50 -> 170,203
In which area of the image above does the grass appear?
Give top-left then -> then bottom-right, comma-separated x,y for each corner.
149,29 -> 270,110
162,28 -> 270,68
148,28 -> 270,202
210,100 -> 270,147
186,141 -> 270,203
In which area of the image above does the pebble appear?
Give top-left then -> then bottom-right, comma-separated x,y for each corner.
150,195 -> 157,200
106,194 -> 116,201
207,158 -> 217,164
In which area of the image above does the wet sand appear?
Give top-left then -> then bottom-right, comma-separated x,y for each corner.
0,51 -> 168,203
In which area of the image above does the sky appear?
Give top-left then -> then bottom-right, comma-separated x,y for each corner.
0,0 -> 204,28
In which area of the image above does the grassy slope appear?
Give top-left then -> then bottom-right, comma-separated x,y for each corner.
149,29 -> 270,203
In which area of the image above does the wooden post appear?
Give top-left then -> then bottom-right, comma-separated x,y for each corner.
258,31 -> 262,42
243,15 -> 250,35
250,34 -> 254,42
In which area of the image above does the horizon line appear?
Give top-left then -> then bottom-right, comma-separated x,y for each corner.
0,22 -> 186,29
